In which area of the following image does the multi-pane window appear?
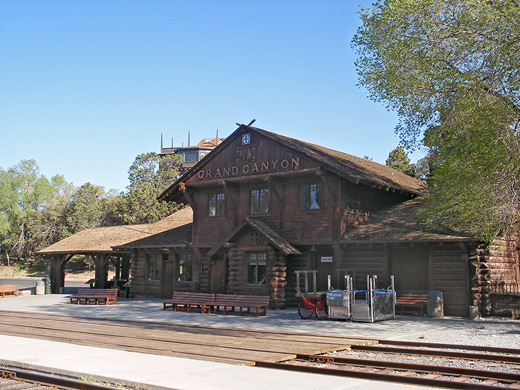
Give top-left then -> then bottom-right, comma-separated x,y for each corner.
177,253 -> 193,282
247,252 -> 266,284
300,183 -> 320,211
183,151 -> 198,162
146,253 -> 161,281
208,192 -> 225,217
250,187 -> 269,214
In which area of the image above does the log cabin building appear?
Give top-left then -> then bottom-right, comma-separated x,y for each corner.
136,122 -> 518,317
39,123 -> 520,317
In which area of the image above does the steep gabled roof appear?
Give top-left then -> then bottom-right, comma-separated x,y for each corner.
208,217 -> 302,257
252,127 -> 424,195
37,207 -> 193,255
158,124 -> 424,203
343,198 -> 475,243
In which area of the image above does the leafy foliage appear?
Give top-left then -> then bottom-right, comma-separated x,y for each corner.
0,152 -> 183,263
353,0 -> 520,240
117,152 -> 182,224
0,160 -> 69,261
386,146 -> 416,177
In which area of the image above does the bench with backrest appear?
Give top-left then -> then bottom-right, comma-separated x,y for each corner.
69,288 -> 118,305
396,293 -> 427,315
0,285 -> 18,298
163,292 -> 215,312
204,294 -> 270,317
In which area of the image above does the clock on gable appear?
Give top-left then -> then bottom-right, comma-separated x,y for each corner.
241,133 -> 251,145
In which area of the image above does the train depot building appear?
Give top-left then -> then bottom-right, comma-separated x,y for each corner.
39,123 -> 520,317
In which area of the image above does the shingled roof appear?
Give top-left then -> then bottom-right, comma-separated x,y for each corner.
159,124 -> 424,202
37,207 -> 193,255
343,198 -> 475,243
208,217 -> 302,257
252,126 -> 424,195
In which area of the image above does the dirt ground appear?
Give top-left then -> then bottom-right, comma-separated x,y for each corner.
0,265 -> 94,280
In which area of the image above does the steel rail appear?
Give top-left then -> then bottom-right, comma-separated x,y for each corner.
1,368 -> 121,390
378,339 -> 520,355
350,344 -> 520,363
255,360 -> 520,390
297,353 -> 520,381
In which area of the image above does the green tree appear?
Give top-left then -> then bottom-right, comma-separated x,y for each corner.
0,160 -> 58,261
118,152 -> 182,224
386,146 -> 416,177
352,0 -> 520,241
24,175 -> 74,256
64,183 -> 106,236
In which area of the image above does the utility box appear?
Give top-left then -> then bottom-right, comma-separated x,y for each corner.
427,291 -> 444,317
43,277 -> 51,294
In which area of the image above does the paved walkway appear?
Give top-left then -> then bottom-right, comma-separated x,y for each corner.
0,294 -> 479,389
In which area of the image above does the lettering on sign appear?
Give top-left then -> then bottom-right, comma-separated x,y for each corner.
321,256 -> 333,263
197,157 -> 300,180
236,147 -> 256,163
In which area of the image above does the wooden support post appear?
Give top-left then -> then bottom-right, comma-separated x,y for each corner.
93,253 -> 109,289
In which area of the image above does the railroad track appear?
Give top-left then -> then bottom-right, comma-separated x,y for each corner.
1,310 -> 519,389
256,340 -> 520,389
0,367 -> 122,390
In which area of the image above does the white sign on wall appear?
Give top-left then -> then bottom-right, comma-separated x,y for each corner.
321,256 -> 333,263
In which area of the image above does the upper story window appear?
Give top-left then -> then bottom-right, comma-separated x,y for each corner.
146,253 -> 161,281
209,192 -> 225,217
177,253 -> 193,282
300,183 -> 321,211
250,187 -> 269,214
247,252 -> 266,284
183,151 -> 198,162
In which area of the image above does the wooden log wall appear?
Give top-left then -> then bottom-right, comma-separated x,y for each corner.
269,251 -> 287,309
200,253 -> 211,293
341,246 -> 386,289
430,244 -> 470,317
129,250 -> 160,298
284,252 -> 310,307
473,233 -> 520,315
342,243 -> 472,317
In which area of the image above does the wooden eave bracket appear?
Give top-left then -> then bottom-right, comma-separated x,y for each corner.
219,180 -> 238,212
265,177 -> 284,206
178,182 -> 194,207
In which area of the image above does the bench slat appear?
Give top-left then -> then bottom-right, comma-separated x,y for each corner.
396,293 -> 427,315
163,292 -> 215,312
0,285 -> 18,298
207,294 -> 270,317
70,289 -> 118,305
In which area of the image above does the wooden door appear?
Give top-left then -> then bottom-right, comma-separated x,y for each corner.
210,256 -> 228,293
161,257 -> 174,298
317,249 -> 335,291
390,246 -> 428,293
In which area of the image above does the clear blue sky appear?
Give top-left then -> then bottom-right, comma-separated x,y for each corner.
0,0 -> 425,193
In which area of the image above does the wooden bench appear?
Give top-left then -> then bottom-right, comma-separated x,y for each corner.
69,288 -> 118,305
396,293 -> 427,315
0,285 -> 18,298
204,294 -> 270,317
163,292 -> 215,312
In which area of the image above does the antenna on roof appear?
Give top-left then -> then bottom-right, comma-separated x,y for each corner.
216,129 -> 219,145
188,131 -> 191,147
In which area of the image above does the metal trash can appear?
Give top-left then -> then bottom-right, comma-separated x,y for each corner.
427,291 -> 444,317
35,281 -> 45,295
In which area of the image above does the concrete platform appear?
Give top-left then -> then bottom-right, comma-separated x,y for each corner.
0,294 -> 484,389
